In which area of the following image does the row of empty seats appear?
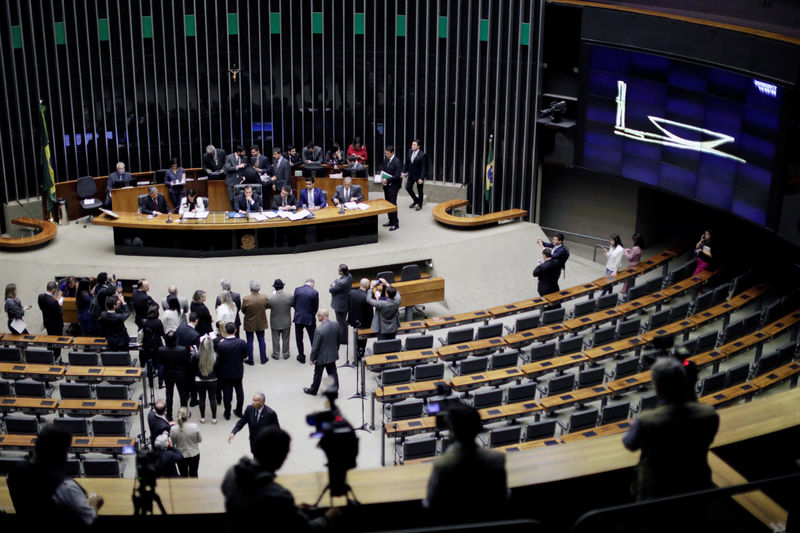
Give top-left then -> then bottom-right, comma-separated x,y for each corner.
0,346 -> 136,367
0,454 -> 125,477
1,413 -> 130,437
0,379 -> 131,400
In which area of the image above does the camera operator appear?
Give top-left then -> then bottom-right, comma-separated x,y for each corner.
366,278 -> 401,340
222,426 -> 340,531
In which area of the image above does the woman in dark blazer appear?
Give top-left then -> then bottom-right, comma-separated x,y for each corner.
191,289 -> 214,336
164,158 -> 186,210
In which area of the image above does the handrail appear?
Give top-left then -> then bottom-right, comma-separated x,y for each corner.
539,227 -> 609,244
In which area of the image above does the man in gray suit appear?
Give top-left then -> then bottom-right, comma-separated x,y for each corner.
271,147 -> 291,193
301,141 -> 324,164
332,176 -> 364,205
303,309 -> 339,396
224,145 -> 247,209
268,279 -> 292,360
329,264 -> 353,345
367,278 -> 401,340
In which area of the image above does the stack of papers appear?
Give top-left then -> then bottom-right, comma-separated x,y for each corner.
289,209 -> 312,221
375,170 -> 392,183
344,202 -> 370,210
181,211 -> 209,219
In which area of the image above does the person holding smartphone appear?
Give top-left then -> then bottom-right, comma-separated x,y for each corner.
693,230 -> 713,275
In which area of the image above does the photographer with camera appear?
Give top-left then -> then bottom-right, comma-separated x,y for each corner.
222,426 -> 340,531
366,278 -> 401,340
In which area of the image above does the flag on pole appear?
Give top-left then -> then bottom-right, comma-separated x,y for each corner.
484,135 -> 494,203
39,103 -> 57,212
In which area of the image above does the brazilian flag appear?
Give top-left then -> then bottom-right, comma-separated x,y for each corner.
484,136 -> 494,203
39,103 -> 57,211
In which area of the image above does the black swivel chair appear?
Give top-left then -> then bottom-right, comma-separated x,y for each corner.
234,183 -> 263,198
375,270 -> 395,283
76,176 -> 103,226
153,169 -> 168,184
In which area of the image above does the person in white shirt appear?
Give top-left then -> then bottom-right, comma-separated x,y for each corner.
179,188 -> 206,216
601,234 -> 625,296
216,290 -> 237,325
162,294 -> 184,334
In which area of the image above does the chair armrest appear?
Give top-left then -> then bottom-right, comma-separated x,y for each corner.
437,337 -> 446,346
504,325 -> 514,334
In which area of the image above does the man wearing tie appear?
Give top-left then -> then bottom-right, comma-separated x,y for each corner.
105,162 -> 133,206
271,186 -> 297,211
333,176 -> 364,206
141,186 -> 169,215
271,147 -> 291,193
202,145 -> 226,176
227,392 -> 279,453
381,145 -> 403,231
224,145 -> 248,210
402,139 -> 427,211
299,177 -> 327,210
236,185 -> 262,215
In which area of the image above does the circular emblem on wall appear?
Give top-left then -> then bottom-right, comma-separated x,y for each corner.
241,234 -> 255,250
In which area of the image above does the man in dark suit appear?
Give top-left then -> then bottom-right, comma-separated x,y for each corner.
332,176 -> 364,205
538,233 -> 570,275
240,158 -> 262,184
147,400 -> 172,446
271,148 -> 292,193
271,185 -> 297,211
216,322 -> 248,420
216,278 -> 242,337
298,177 -> 327,210
105,161 -> 133,205
367,279 -> 401,340
141,186 -> 170,215
402,139 -> 427,210
37,281 -> 64,360
224,145 -> 248,209
329,264 -> 352,345
250,145 -> 272,176
158,332 -> 191,421
303,310 -> 340,396
348,278 -> 374,359
132,279 -> 156,330
202,145 -> 226,176
292,279 -> 319,364
175,313 -> 201,407
532,248 -> 561,297
227,392 -> 280,453
99,294 -> 130,352
381,145 -> 403,231
235,185 -> 262,214
301,141 -> 323,164
286,145 -> 302,166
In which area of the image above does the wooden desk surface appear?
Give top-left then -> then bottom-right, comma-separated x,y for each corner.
544,282 -> 599,305
65,366 -> 105,381
495,437 -> 561,453
0,334 -> 39,345
101,367 -> 143,381
374,380 -> 446,402
606,370 -> 652,393
487,297 -> 549,318
58,399 -> 139,414
358,320 -> 428,339
504,322 -> 571,348
424,309 -> 491,330
479,400 -> 543,423
0,362 -> 66,379
365,348 -> 439,371
0,217 -> 57,249
584,336 -> 647,362
749,361 -> 800,389
760,311 -> 800,338
559,420 -> 633,442
0,396 -> 59,412
562,307 -> 621,331
520,353 -> 587,378
394,277 -> 445,308
698,382 -> 759,407
449,367 -> 525,391
538,385 -> 610,411
72,337 -> 109,348
436,337 -> 507,361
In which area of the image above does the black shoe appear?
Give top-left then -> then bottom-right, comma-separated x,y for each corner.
389,225 -> 399,231
233,410 -> 243,418
189,399 -> 199,407
244,360 -> 254,366
296,355 -> 306,364
224,413 -> 231,420
415,205 -> 422,211
271,355 -> 279,360
303,387 -> 317,396
158,383 -> 165,390
409,202 -> 417,208
382,222 -> 392,227
282,354 -> 290,359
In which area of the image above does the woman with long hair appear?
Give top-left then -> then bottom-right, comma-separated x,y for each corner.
4,283 -> 29,334
215,290 -> 237,326
600,234 -> 625,296
170,406 -> 202,477
621,233 -> 645,297
193,337 -> 218,424
190,289 -> 213,336
162,294 -> 183,334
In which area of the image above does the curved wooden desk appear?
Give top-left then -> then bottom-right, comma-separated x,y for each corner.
92,200 -> 397,257
433,199 -> 528,228
0,218 -> 57,249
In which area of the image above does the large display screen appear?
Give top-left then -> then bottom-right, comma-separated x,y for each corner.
579,44 -> 784,227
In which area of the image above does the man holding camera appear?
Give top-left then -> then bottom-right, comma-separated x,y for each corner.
366,278 -> 401,340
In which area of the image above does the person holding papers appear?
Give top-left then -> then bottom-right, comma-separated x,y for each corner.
164,158 -> 186,209
236,185 -> 262,214
299,177 -> 327,210
179,189 -> 206,216
271,185 -> 297,211
380,145 -> 403,231
333,176 -> 363,206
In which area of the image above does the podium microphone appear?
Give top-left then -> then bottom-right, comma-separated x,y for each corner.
164,204 -> 180,223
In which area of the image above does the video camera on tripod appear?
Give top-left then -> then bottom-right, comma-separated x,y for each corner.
132,448 -> 167,515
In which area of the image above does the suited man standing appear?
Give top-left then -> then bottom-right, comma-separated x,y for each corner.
224,145 -> 247,209
292,279 -> 319,364
303,310 -> 340,396
402,139 -> 428,210
132,279 -> 156,330
216,322 -> 248,420
329,264 -> 352,345
158,332 -> 191,421
148,400 -> 172,446
367,279 -> 401,340
99,294 -> 131,352
242,280 -> 269,365
268,279 -> 292,360
38,282 -> 64,360
348,278 -> 374,359
141,186 -> 169,215
271,147 -> 291,193
532,248 -> 561,297
215,278 -> 242,337
537,233 -> 570,274
302,141 -> 324,164
105,161 -> 133,206
332,176 -> 364,205
228,392 -> 280,453
202,145 -> 226,176
381,145 -> 403,231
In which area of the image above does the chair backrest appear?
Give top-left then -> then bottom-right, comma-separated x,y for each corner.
721,319 -> 744,344
375,270 -> 395,283
695,330 -> 719,353
777,342 -> 798,365
507,382 -> 537,403
558,335 -> 584,355
599,400 -> 630,425
491,351 -> 518,369
667,260 -> 696,285
390,398 -> 424,420
0,457 -> 27,475
567,408 -> 599,432
596,293 -> 618,311
626,283 -> 650,302
458,356 -> 489,375
445,327 -> 475,345
64,458 -> 82,477
82,458 -> 122,477
711,283 -> 731,305
381,367 -> 412,386
638,392 -> 658,412
68,350 -> 99,366
645,308 -> 671,331
572,299 -> 596,318
373,339 -> 403,355
514,314 -> 540,332
488,425 -> 522,447
400,264 -> 421,281
100,351 -> 132,366
403,437 -> 437,460
59,382 -> 92,399
524,419 -> 557,441
151,169 -> 167,184
0,346 -> 22,362
697,371 -> 727,396
476,322 -> 503,340
137,194 -> 148,210
343,167 -> 368,178
540,307 -> 565,326
741,311 -> 762,335
763,301 -> 782,326
405,335 -> 433,350
53,416 -> 89,436
668,301 -> 691,322
24,347 -> 55,364
95,383 -> 131,400
577,367 -> 605,388
472,389 -> 503,408
644,276 -> 664,294
92,416 -> 129,436
693,291 -> 714,313
301,167 -> 322,178
591,325 -> 616,347
0,378 -> 11,396
6,414 -> 40,434
752,351 -> 780,377
545,373 -> 575,396
14,379 -> 47,398
616,318 -> 641,339
613,356 -> 640,379
530,340 -> 557,361
76,176 -> 97,198
730,271 -> 754,295
235,183 -> 263,197
674,338 -> 698,357
414,363 -> 444,382
725,362 -> 750,386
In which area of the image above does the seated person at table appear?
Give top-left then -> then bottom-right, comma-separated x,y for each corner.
333,176 -> 363,205
105,161 -> 133,205
164,158 -> 186,209
302,141 -> 324,165
298,177 -> 327,210
272,186 -> 297,211
346,136 -> 368,163
179,188 -> 206,216
250,145 -> 272,176
286,145 -> 302,166
346,154 -> 365,171
325,142 -> 345,166
241,157 -> 262,185
202,144 -> 226,176
141,185 -> 170,215
236,185 -> 262,214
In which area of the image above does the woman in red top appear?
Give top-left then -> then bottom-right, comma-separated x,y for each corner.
346,136 -> 368,163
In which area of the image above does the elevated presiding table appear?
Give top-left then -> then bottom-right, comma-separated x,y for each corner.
92,200 -> 398,257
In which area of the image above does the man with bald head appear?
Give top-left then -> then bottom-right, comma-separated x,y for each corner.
132,279 -> 156,330
303,309 -> 340,397
228,392 -> 280,454
162,285 -> 189,324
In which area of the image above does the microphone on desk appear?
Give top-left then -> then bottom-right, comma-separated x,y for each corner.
164,204 -> 180,223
